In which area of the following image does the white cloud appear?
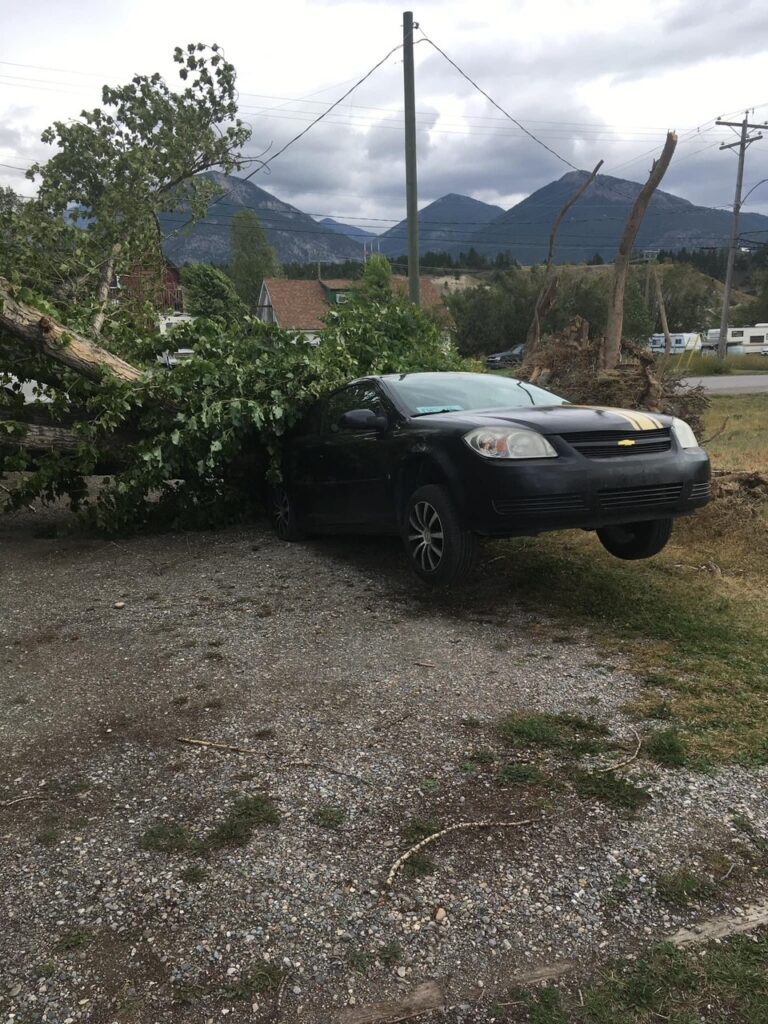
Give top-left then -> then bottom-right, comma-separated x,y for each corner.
2,0 -> 767,220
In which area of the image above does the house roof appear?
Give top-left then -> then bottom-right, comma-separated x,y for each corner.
263,279 -> 329,331
262,275 -> 447,331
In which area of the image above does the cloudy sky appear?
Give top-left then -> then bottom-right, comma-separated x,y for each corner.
2,0 -> 768,237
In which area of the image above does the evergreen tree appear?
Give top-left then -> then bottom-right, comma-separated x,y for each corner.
228,209 -> 280,310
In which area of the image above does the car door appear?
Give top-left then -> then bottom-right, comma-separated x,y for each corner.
317,382 -> 399,528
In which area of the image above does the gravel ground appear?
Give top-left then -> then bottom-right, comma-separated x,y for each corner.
1,509 -> 767,1024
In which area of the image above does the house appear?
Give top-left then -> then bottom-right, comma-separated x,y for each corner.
115,259 -> 184,311
256,276 -> 447,342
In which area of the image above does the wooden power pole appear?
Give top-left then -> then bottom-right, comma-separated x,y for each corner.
403,10 -> 420,305
715,113 -> 767,358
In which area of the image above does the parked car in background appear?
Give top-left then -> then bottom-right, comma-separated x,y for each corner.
269,371 -> 710,587
485,344 -> 526,369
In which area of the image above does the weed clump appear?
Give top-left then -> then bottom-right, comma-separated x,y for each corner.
573,770 -> 652,814
645,728 -> 687,767
497,712 -> 609,755
656,868 -> 716,906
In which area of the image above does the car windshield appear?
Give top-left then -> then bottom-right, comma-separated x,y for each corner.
384,372 -> 566,416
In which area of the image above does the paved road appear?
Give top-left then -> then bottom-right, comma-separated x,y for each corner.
682,374 -> 768,394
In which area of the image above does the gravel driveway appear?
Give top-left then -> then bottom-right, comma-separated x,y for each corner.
1,510 -> 767,1023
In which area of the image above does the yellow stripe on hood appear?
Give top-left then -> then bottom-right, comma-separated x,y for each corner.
575,406 -> 664,431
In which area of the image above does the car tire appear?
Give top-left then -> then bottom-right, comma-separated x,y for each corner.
403,484 -> 477,587
596,518 -> 673,560
268,485 -> 306,542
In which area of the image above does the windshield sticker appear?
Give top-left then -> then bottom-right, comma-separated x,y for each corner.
415,404 -> 463,414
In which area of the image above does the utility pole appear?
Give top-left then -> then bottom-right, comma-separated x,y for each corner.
715,112 -> 767,358
403,10 -> 420,305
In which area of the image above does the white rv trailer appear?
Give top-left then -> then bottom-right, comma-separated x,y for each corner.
701,325 -> 768,355
648,332 -> 702,354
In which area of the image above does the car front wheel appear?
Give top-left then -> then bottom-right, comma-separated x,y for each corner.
268,485 -> 306,542
596,518 -> 673,560
404,484 -> 477,587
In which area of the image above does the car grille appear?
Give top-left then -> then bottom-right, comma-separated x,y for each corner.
560,428 -> 671,458
598,483 -> 683,512
493,494 -> 587,516
690,481 -> 711,501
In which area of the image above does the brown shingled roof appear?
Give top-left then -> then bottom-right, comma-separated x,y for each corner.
262,275 -> 447,331
262,279 -> 329,331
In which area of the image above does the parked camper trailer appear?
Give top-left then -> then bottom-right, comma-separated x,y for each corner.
648,332 -> 702,354
701,325 -> 768,355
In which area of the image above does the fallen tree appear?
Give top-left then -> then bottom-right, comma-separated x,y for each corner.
0,264 -> 463,531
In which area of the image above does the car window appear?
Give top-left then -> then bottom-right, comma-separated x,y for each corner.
320,382 -> 387,434
384,372 -> 565,415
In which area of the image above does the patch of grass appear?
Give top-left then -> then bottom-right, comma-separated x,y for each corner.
310,804 -> 346,830
731,812 -> 768,855
180,865 -> 207,884
496,763 -> 548,786
223,963 -> 283,999
460,748 -> 495,771
645,728 -> 687,767
572,770 -> 651,813
36,827 -> 59,847
489,498 -> 768,763
402,817 -> 439,845
204,794 -> 280,850
656,868 -> 716,906
497,711 -> 609,756
378,941 -> 402,966
402,852 -> 436,878
460,715 -> 482,729
55,929 -> 92,952
521,930 -> 768,1022
347,949 -> 373,974
140,822 -> 197,854
140,794 -> 280,856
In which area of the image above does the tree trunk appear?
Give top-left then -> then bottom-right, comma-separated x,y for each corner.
0,276 -> 144,384
91,244 -> 120,336
527,160 -> 603,352
1,421 -> 82,455
603,133 -> 677,369
653,266 -> 673,354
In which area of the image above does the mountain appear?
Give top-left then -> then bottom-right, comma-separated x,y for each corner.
474,171 -> 768,265
317,217 -> 378,244
159,172 -> 364,266
376,193 -> 505,257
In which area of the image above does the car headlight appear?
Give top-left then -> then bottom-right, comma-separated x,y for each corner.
671,417 -> 699,449
463,427 -> 557,459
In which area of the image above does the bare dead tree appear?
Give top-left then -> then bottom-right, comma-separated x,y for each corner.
603,132 -> 677,369
652,265 -> 673,355
526,160 -> 603,352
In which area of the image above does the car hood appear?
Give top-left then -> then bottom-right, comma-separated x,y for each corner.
416,404 -> 672,434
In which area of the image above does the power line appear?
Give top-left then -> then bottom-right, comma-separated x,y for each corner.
416,31 -> 579,172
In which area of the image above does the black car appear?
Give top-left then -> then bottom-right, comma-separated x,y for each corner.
270,372 -> 710,586
485,344 -> 526,369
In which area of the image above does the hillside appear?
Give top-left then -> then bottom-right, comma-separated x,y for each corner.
377,193 -> 504,257
474,171 -> 768,265
317,217 -> 377,244
158,172 -> 364,266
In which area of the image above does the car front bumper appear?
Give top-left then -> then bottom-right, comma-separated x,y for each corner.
457,447 -> 711,536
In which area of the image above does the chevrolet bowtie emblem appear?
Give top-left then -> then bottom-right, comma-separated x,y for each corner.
618,438 -> 636,447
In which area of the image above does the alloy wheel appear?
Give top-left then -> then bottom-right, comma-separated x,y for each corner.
408,500 -> 445,572
272,488 -> 291,539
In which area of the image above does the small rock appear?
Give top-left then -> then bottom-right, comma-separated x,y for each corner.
114,601 -> 126,609
435,907 -> 447,922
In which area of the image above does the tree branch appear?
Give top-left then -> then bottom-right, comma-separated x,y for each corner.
0,276 -> 144,383
603,133 -> 677,369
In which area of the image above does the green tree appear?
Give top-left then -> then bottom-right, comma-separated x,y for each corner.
351,254 -> 393,305
181,264 -> 247,321
228,209 -> 280,310
24,43 -> 251,333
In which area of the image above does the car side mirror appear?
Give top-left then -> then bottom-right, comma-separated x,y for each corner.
338,408 -> 388,432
